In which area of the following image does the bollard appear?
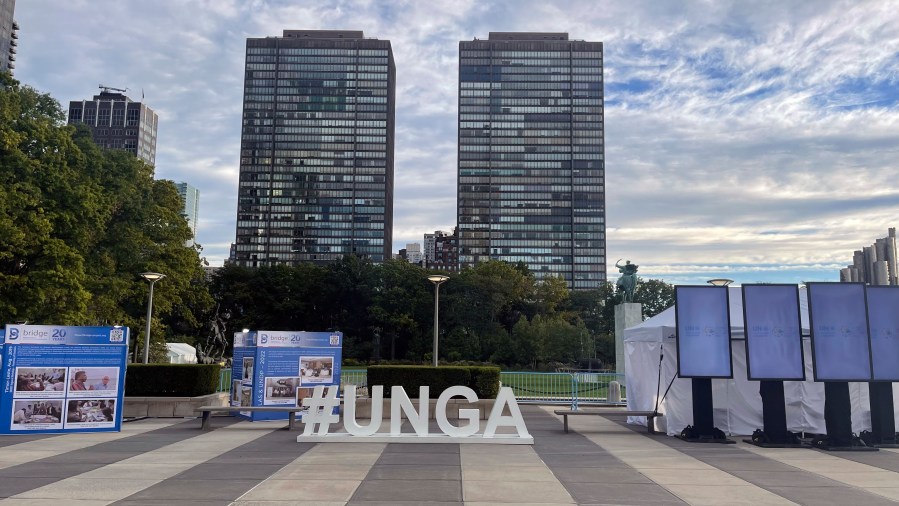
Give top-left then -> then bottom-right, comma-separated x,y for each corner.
608,380 -> 621,403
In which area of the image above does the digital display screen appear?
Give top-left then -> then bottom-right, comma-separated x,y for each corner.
742,284 -> 805,381
675,286 -> 733,378
867,286 -> 899,381
808,283 -> 871,381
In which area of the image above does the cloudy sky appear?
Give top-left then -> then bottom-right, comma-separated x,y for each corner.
13,0 -> 899,285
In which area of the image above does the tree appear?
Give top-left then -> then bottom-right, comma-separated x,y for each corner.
0,75 -> 212,359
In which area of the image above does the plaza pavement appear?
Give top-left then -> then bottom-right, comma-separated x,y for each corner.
2,406 -> 899,505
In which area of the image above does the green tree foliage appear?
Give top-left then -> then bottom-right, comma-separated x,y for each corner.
0,75 -> 212,359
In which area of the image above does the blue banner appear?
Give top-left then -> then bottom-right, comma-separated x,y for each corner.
675,286 -> 732,378
231,330 -> 342,421
742,285 -> 805,381
867,286 -> 899,381
1,325 -> 128,434
808,283 -> 871,381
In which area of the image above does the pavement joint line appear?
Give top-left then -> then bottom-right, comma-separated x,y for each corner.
7,421 -> 280,502
0,419 -> 181,471
543,406 -> 801,505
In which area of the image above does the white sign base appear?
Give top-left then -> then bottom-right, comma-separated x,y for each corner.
297,433 -> 534,444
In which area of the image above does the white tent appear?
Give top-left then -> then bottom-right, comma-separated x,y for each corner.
624,286 -> 897,436
165,343 -> 198,364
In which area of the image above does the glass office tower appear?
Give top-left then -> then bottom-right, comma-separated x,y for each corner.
457,32 -> 605,289
233,30 -> 395,267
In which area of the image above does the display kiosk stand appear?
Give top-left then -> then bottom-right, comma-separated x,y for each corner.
815,382 -> 877,451
861,382 -> 899,448
745,380 -> 802,447
678,378 -> 734,444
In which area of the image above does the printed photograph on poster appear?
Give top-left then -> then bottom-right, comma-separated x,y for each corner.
231,380 -> 241,403
14,367 -> 66,397
242,357 -> 254,382
299,357 -> 334,384
296,387 -> 315,418
240,386 -> 253,407
65,399 -> 116,427
11,400 -> 63,430
67,367 -> 119,397
264,377 -> 300,406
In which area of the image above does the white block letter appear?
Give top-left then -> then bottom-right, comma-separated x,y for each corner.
436,386 -> 479,437
390,385 -> 429,436
484,387 -> 530,438
344,385 -> 383,436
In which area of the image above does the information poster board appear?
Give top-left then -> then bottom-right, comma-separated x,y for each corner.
675,286 -> 733,378
742,284 -> 805,381
807,282 -> 872,382
1,325 -> 128,434
230,332 -> 256,417
866,286 -> 899,381
230,330 -> 342,422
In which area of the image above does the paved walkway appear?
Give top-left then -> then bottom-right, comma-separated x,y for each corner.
1,406 -> 899,505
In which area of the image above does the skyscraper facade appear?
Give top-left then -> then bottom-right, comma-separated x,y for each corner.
457,32 -> 606,289
175,182 -> 200,247
232,30 -> 395,267
67,88 -> 158,166
0,0 -> 17,74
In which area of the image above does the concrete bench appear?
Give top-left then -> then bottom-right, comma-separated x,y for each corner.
196,405 -> 305,431
554,408 -> 659,434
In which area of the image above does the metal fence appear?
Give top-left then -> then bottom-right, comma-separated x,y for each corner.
335,369 -> 624,408
219,367 -> 623,408
218,368 -> 232,392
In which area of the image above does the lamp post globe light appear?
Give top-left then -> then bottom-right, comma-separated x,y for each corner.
707,278 -> 734,287
140,272 -> 165,364
427,274 -> 450,367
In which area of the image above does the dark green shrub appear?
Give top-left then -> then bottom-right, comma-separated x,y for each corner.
367,365 -> 501,398
125,364 -> 221,397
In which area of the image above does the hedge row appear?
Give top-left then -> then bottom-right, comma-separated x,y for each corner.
125,364 -> 221,397
367,365 -> 501,398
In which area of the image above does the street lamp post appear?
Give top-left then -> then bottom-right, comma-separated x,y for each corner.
707,278 -> 734,287
140,272 -> 165,364
427,275 -> 450,367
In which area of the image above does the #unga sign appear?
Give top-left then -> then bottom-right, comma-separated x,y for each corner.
296,385 -> 533,444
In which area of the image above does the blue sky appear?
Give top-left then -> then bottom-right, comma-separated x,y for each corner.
12,0 -> 899,285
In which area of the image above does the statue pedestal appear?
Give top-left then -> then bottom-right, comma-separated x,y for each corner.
615,303 -> 643,376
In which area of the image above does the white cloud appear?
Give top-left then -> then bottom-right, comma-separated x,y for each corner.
12,0 -> 899,282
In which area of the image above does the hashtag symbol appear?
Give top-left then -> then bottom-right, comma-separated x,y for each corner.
301,385 -> 340,435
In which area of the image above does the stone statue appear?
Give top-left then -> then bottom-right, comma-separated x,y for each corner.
196,304 -> 230,365
615,259 -> 638,303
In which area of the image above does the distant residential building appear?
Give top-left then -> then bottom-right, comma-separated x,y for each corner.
404,243 -> 422,264
457,32 -> 606,289
431,228 -> 459,272
175,182 -> 200,247
67,87 -> 159,166
840,228 -> 898,285
424,230 -> 451,263
0,0 -> 18,74
231,30 -> 395,267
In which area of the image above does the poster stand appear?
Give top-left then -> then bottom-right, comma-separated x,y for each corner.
814,382 -> 877,451
677,378 -> 734,444
744,380 -> 801,447
860,382 -> 899,448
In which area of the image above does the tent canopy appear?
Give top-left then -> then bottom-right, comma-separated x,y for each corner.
165,342 -> 198,364
624,285 -> 809,342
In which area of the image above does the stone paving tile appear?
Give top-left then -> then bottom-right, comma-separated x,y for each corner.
556,467 -> 654,484
562,482 -> 687,505
763,486 -> 899,506
375,451 -> 460,465
239,478 -> 361,502
123,478 -> 261,501
462,464 -> 558,482
352,478 -> 462,502
662,484 -> 797,506
463,479 -> 574,503
365,463 -> 461,480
